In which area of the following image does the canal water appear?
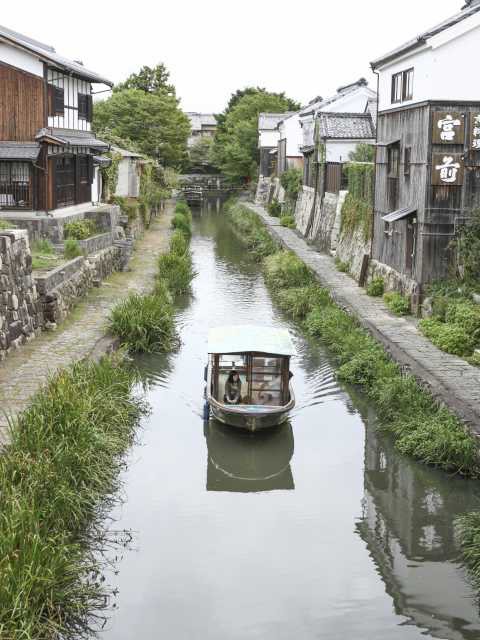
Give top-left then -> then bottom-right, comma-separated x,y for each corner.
102,204 -> 480,640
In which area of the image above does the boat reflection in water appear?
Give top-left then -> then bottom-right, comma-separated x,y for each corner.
358,424 -> 480,640
205,420 -> 294,493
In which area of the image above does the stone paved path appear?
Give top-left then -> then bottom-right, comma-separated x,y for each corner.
247,202 -> 480,435
0,206 -> 173,440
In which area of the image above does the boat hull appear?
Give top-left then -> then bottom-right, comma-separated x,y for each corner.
210,403 -> 291,432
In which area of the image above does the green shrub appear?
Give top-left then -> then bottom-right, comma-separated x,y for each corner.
279,167 -> 302,202
267,199 -> 282,217
64,238 -> 83,260
337,348 -> 386,387
108,292 -> 175,353
445,301 -> 480,338
170,229 -> 189,256
0,356 -> 145,638
112,196 -> 138,221
383,292 -> 410,316
0,219 -> 15,230
64,219 -> 97,240
335,258 -> 350,273
393,411 -> 480,474
263,251 -> 313,290
171,213 -> 191,236
280,214 -> 296,229
275,285 -> 331,320
366,277 -> 384,297
175,201 -> 192,219
157,252 -> 195,296
31,238 -> 54,255
419,318 -> 475,356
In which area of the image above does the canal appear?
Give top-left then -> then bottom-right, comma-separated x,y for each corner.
102,203 -> 480,640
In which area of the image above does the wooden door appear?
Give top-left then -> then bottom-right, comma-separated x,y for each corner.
55,155 -> 76,208
405,216 -> 416,276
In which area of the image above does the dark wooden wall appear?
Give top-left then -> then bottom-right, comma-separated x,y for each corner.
0,62 -> 45,141
373,104 -> 430,281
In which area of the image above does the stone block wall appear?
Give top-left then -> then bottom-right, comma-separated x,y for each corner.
0,230 -> 42,360
294,186 -> 315,236
36,246 -> 125,325
0,204 -> 120,244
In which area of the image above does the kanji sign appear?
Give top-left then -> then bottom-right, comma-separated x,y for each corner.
432,111 -> 465,145
432,153 -> 464,185
470,113 -> 480,150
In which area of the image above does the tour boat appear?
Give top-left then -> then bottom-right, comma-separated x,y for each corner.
205,325 -> 296,431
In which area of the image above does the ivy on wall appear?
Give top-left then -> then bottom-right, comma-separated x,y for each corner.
340,162 -> 375,242
100,151 -> 122,201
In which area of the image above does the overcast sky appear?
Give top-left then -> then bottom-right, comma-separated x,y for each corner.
1,0 -> 460,112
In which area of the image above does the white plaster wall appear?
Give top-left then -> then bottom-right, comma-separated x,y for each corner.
116,159 -> 129,197
91,167 -> 101,204
377,12 -> 480,112
259,130 -> 279,148
0,42 -> 43,76
301,115 -> 315,147
321,87 -> 375,114
326,139 -> 375,162
281,113 -> 302,158
47,71 -> 92,131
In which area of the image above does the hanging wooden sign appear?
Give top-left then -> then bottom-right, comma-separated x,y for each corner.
432,111 -> 465,145
431,153 -> 464,186
470,112 -> 480,150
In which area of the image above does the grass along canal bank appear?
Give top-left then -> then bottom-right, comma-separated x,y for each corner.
227,200 -> 480,597
0,202 -> 195,637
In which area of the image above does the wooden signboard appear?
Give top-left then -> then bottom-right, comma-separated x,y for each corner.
470,112 -> 480,150
431,153 -> 464,186
432,111 -> 465,145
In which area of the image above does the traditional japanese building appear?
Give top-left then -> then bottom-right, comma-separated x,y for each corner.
0,24 -> 112,216
186,113 -> 217,148
371,0 -> 480,294
300,79 -> 377,190
257,112 -> 294,178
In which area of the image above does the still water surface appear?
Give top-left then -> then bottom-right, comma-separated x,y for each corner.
103,205 -> 480,640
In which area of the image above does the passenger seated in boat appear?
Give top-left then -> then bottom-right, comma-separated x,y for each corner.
224,370 -> 242,405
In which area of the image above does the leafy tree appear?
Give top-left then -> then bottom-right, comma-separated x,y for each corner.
114,64 -> 175,96
93,89 -> 190,167
211,89 -> 300,182
348,143 -> 375,162
188,136 -> 216,172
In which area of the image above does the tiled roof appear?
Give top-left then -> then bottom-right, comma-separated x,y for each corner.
299,80 -> 377,119
371,3 -> 480,68
317,113 -> 375,140
258,112 -> 295,130
0,142 -> 40,160
36,128 -> 109,151
0,24 -> 112,85
111,145 -> 142,158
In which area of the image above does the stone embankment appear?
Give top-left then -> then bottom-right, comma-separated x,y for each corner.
246,201 -> 480,435
0,206 -> 173,442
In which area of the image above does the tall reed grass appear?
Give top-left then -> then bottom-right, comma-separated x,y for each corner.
108,202 -> 195,352
0,356 -> 145,639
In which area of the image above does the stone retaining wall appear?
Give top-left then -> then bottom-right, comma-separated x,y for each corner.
0,204 -> 120,244
294,186 -> 315,236
0,230 -> 42,360
36,246 -> 125,325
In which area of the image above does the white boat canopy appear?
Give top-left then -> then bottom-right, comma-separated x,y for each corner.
208,325 -> 296,356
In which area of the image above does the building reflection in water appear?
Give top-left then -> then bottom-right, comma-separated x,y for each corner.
204,420 -> 294,493
358,422 -> 480,640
